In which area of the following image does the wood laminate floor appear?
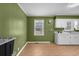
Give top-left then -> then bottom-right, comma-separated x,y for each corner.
19,43 -> 79,56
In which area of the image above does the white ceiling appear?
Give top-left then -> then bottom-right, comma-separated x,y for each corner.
18,3 -> 79,16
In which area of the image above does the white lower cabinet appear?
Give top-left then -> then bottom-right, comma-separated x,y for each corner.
55,32 -> 79,45
70,33 -> 79,44
55,32 -> 71,44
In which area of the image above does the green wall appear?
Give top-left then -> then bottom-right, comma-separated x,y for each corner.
0,3 -> 27,55
27,16 -> 79,42
27,17 -> 55,42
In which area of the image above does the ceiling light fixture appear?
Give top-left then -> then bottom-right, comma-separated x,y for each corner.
67,3 -> 79,8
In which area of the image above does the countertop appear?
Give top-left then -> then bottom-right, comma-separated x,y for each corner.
0,38 -> 15,46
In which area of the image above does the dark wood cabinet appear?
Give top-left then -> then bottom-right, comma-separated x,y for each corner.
0,40 -> 14,56
0,44 -> 6,56
5,40 -> 14,56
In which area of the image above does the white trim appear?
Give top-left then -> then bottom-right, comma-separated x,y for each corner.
16,42 -> 28,56
17,3 -> 28,16
27,41 -> 50,43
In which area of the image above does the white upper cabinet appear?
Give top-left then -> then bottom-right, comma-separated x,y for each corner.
74,20 -> 79,30
64,20 -> 74,31
55,19 -> 67,28
55,19 -> 73,28
55,18 -> 76,31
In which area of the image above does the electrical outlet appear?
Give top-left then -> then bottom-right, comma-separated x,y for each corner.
18,48 -> 19,51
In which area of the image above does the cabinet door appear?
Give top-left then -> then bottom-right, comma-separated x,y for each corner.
5,40 -> 14,56
70,33 -> 79,44
55,19 -> 67,28
74,20 -> 79,30
57,33 -> 71,44
55,18 -> 74,29
0,44 -> 6,56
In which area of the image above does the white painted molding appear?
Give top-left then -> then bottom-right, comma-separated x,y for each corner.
17,3 -> 28,16
27,41 -> 50,43
16,42 -> 28,56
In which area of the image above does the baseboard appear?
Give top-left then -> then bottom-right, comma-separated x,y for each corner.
27,41 -> 50,43
16,42 -> 28,56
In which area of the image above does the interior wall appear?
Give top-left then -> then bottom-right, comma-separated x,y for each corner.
0,3 -> 27,55
27,16 -> 55,42
27,16 -> 79,42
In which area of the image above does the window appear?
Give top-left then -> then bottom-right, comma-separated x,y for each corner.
34,19 -> 44,36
